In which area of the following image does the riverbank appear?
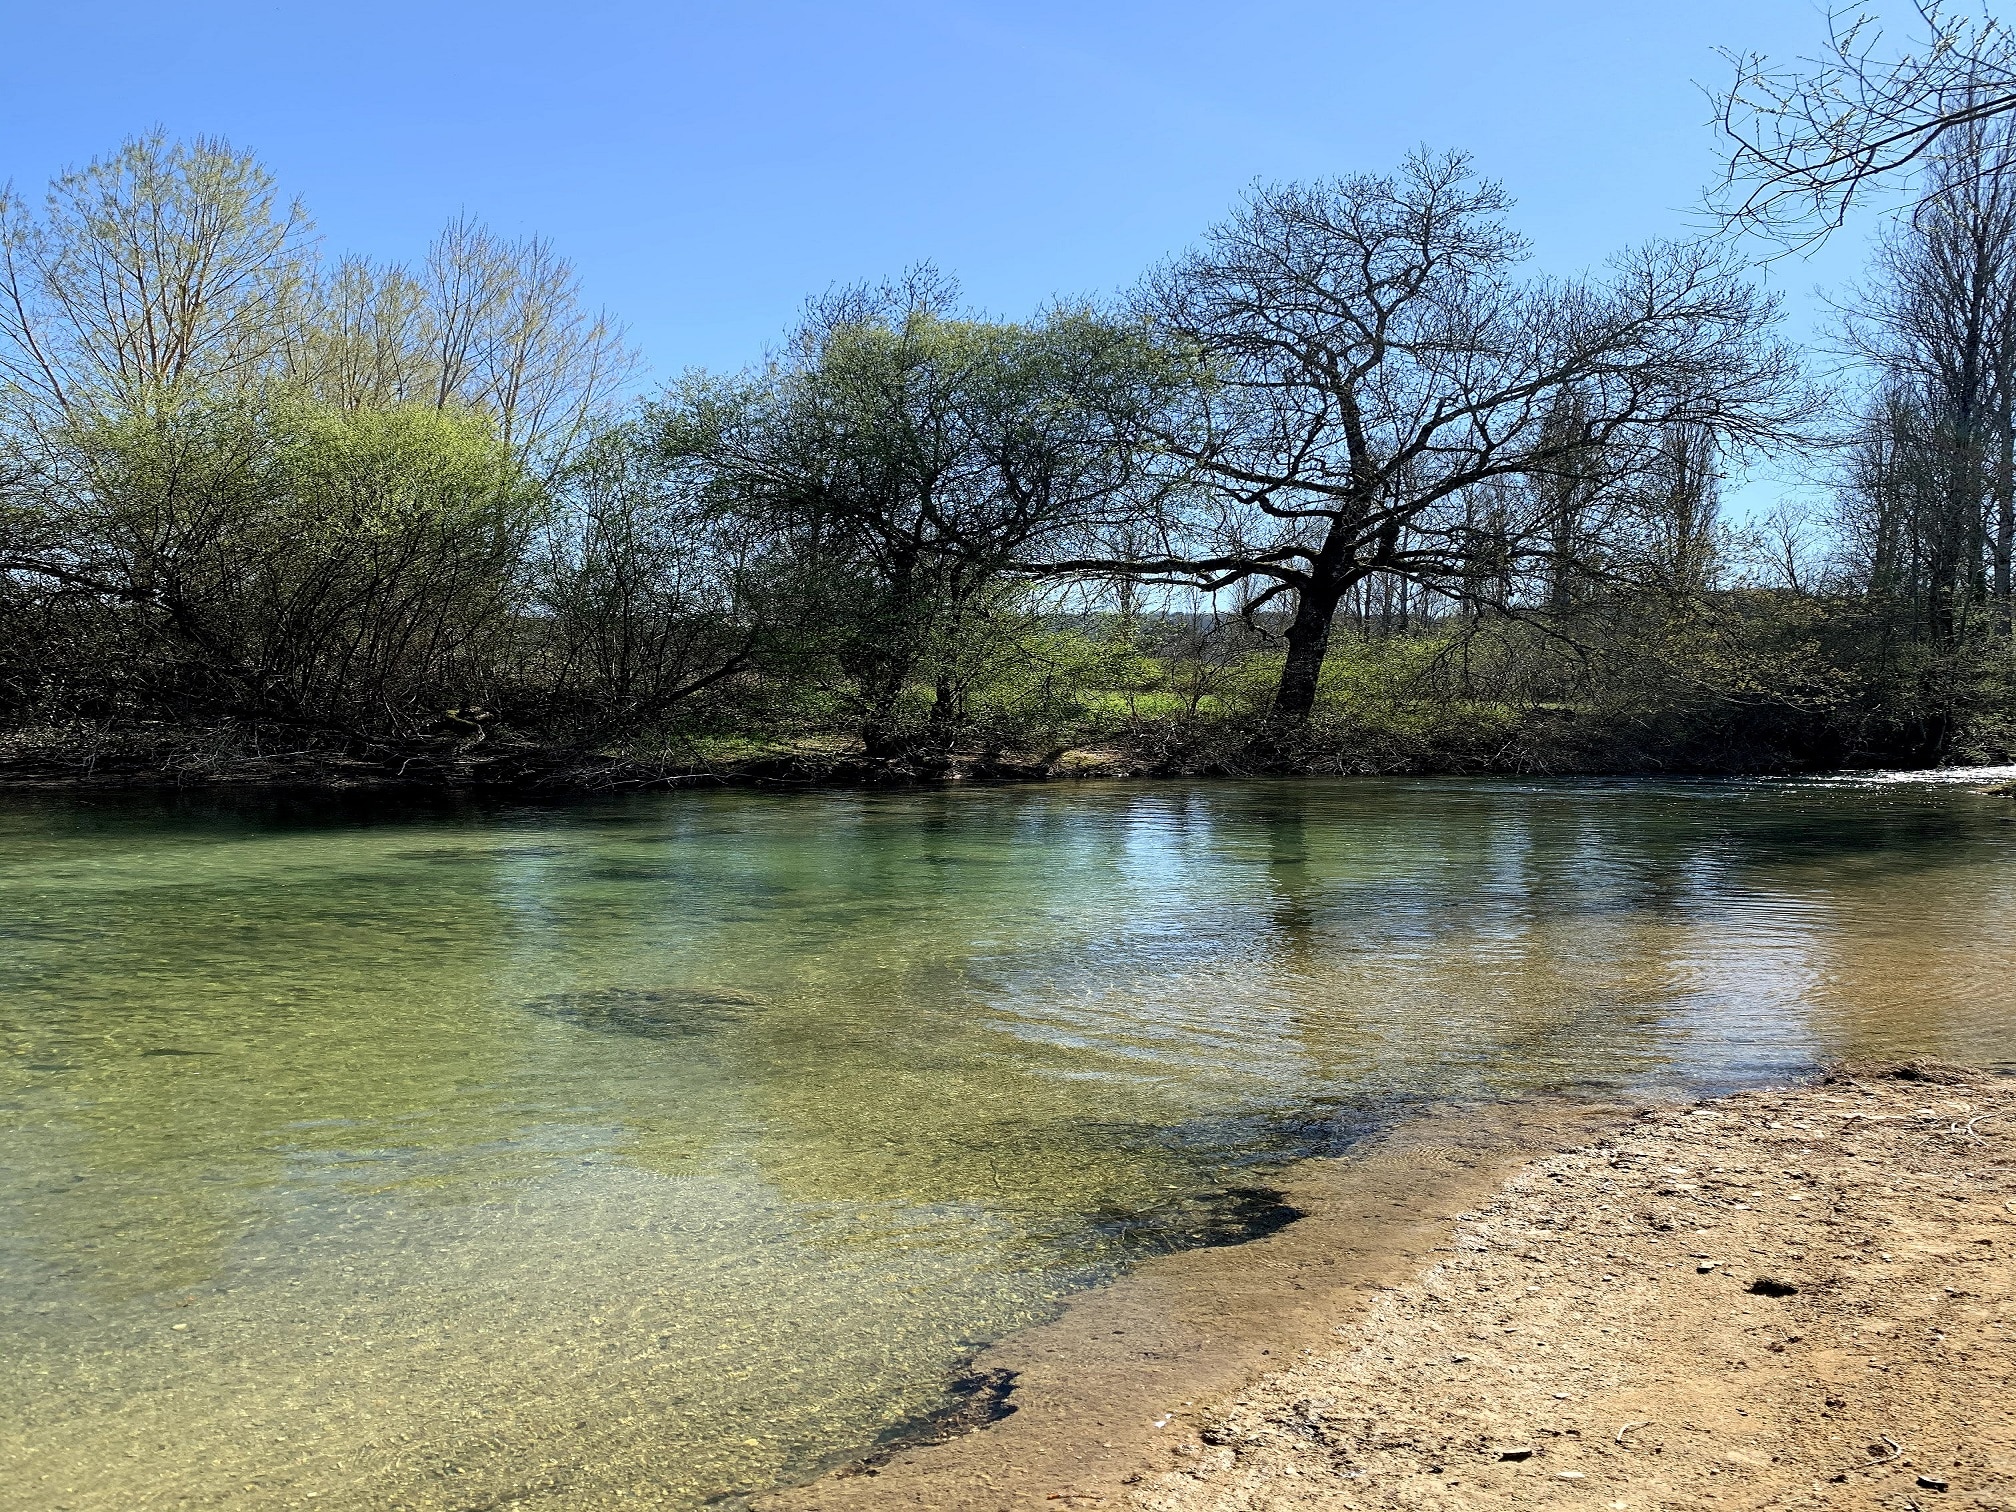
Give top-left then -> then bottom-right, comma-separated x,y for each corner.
769,1064 -> 2016,1510
0,732 -> 1168,796
7,714 -> 1997,796
754,1098 -> 1642,1512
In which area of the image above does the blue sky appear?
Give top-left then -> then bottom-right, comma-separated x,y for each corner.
2,1 -> 1876,402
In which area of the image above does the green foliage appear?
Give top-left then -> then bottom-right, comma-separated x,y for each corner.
650,273 -> 1175,757
35,391 -> 537,728
0,132 -> 311,421
963,622 -> 1146,742
4,133 -> 2015,783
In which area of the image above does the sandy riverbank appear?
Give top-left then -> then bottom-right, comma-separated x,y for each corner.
767,1065 -> 2015,1511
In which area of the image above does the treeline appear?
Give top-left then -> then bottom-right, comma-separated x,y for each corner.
1,132 -> 2013,787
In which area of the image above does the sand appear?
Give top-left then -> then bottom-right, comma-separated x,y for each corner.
770,1064 -> 2016,1511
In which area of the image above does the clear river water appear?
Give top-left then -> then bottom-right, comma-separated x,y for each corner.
3,772 -> 2014,1510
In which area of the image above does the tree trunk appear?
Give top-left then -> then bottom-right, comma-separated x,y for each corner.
856,656 -> 913,758
1996,421 -> 2014,633
1270,579 -> 1344,724
856,556 -> 922,759
928,670 -> 963,741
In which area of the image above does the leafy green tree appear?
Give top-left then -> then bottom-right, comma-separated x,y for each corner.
681,272 -> 1169,756
48,393 -> 538,733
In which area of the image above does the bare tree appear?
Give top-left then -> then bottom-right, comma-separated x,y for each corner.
1713,3 -> 2016,245
1836,114 -> 2016,636
419,217 -> 634,470
1643,424 -> 1726,595
1739,497 -> 1832,592
1037,154 -> 1806,727
531,421 -> 767,739
283,255 -> 432,410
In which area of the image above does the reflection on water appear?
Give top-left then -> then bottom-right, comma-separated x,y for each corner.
2,773 -> 2013,1509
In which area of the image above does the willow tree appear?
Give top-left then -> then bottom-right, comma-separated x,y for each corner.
0,133 -> 633,741
286,217 -> 634,475
42,395 -> 538,730
0,133 -> 310,431
0,133 -> 631,471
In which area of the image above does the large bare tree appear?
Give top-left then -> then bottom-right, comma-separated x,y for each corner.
1038,153 -> 1806,726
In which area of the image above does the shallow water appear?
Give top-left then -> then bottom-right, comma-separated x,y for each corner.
3,772 -> 2013,1510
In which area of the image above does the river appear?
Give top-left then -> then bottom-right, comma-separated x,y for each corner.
3,772 -> 2013,1509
